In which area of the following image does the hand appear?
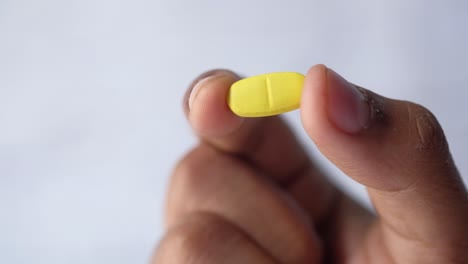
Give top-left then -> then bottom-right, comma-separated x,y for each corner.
154,65 -> 468,263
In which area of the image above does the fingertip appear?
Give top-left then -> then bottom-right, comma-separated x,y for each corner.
186,70 -> 244,137
306,64 -> 328,76
300,64 -> 330,143
183,69 -> 239,115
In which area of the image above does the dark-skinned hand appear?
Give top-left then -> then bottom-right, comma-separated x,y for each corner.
154,65 -> 468,264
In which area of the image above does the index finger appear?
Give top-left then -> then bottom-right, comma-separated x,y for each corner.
185,69 -> 307,183
183,69 -> 336,221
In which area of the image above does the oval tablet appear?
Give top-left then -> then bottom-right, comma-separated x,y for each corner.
227,72 -> 305,117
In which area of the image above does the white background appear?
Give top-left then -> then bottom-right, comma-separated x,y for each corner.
1,0 -> 467,263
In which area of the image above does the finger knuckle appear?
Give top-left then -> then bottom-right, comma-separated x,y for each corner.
289,232 -> 322,264
171,145 -> 219,192
168,145 -> 242,224
154,212 -> 244,263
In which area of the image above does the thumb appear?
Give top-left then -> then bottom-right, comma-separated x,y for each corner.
301,65 -> 468,261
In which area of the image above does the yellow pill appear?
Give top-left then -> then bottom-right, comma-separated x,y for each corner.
227,72 -> 305,117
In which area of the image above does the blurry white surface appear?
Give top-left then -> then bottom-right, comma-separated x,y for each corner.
1,0 -> 467,263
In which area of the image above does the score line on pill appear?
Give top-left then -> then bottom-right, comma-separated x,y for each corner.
227,72 -> 305,117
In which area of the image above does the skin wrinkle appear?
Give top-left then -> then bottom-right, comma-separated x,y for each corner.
379,202 -> 426,244
196,211 -> 278,262
415,113 -> 434,148
414,111 -> 449,154
374,222 -> 399,264
378,151 -> 421,193
375,184 -> 467,263
379,218 -> 451,264
156,211 -> 277,264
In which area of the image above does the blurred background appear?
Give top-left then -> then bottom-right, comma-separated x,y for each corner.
1,0 -> 467,263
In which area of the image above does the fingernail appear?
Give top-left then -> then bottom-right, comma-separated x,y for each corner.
188,74 -> 223,110
326,69 -> 369,133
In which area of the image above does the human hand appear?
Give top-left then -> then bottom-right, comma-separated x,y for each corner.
154,65 -> 468,263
